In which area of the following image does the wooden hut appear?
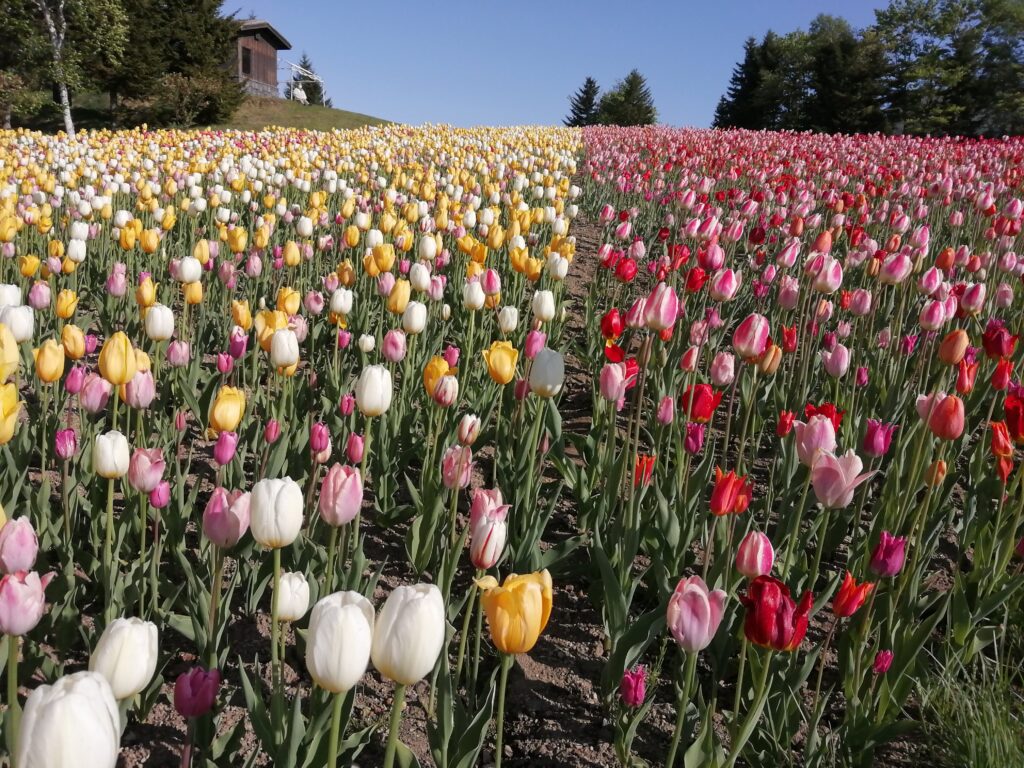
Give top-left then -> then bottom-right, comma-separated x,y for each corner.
234,20 -> 292,98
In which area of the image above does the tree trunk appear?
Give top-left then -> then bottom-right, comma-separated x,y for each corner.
34,0 -> 76,139
2,105 -> 11,130
57,80 -> 75,138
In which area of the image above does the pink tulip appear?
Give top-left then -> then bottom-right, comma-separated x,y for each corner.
524,330 -> 546,360
174,667 -> 221,719
917,267 -> 943,296
811,450 -> 875,508
919,300 -> 946,331
684,422 -> 705,454
124,370 -> 156,410
441,445 -> 473,489
202,488 -> 250,548
213,432 -> 239,466
433,375 -> 458,407
599,363 -> 628,403
64,365 -> 85,395
0,519 -> 38,574
812,255 -> 843,293
873,650 -> 894,675
310,422 -> 331,454
55,428 -> 77,460
624,297 -> 647,329
229,327 -> 248,359
149,481 -> 171,509
458,414 -> 482,446
480,269 -> 501,296
863,419 -> 898,458
850,288 -> 873,316
619,665 -> 646,708
264,419 -> 281,444
346,433 -> 364,464
79,373 -> 112,414
84,334 -> 99,355
304,291 -> 325,315
915,392 -> 947,422
733,313 -> 770,359
879,252 -> 913,284
377,272 -> 396,297
382,330 -> 407,363
709,269 -> 740,301
792,415 -> 837,467
167,341 -> 191,367
469,488 -> 510,528
339,393 -> 355,416
175,410 -> 189,432
27,282 -> 50,310
128,448 -> 165,493
821,344 -> 850,378
961,283 -> 986,314
657,396 -> 675,425
666,575 -> 727,653
644,283 -> 678,332
336,330 -> 351,349
319,464 -> 362,527
735,530 -> 774,579
470,503 -> 507,570
869,531 -> 907,577
710,351 -> 735,387
777,276 -> 800,310
0,571 -> 53,636
106,268 -> 128,297
442,344 -> 460,369
216,353 -> 233,374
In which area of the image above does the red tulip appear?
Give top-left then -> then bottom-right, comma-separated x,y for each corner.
710,467 -> 752,516
777,410 -> 795,437
740,576 -> 812,651
927,394 -> 965,440
832,571 -> 874,618
804,402 -> 844,433
981,320 -> 1017,359
680,384 -> 722,424
781,325 -> 797,353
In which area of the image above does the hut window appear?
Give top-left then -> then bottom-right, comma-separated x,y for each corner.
242,47 -> 252,76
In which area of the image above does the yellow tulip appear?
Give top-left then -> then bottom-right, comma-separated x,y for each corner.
482,341 -> 518,385
61,257 -> 76,275
283,240 -> 301,267
423,356 -> 451,399
19,255 -> 39,277
136,276 -> 156,308
0,325 -> 17,383
337,260 -> 356,287
209,386 -> 246,433
98,331 -> 138,385
343,225 -> 360,248
0,384 -> 21,445
193,238 -> 210,265
386,279 -> 411,314
134,348 -> 151,372
227,227 -> 248,254
232,300 -> 252,331
47,240 -> 64,259
33,339 -> 65,384
362,252 -> 381,278
55,289 -> 78,319
466,261 -> 484,280
183,281 -> 203,305
277,286 -> 300,316
140,228 -> 160,254
478,570 -> 553,654
371,243 -> 396,273
61,324 -> 85,360
119,226 -> 136,250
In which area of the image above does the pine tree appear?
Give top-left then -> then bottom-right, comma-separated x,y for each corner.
286,53 -> 331,107
563,76 -> 600,126
712,38 -> 763,128
597,70 -> 657,126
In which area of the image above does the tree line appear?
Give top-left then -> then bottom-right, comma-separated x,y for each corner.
1,0 -> 245,134
564,70 -> 657,127
713,0 -> 1024,137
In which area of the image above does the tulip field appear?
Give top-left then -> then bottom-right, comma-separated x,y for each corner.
0,123 -> 1022,767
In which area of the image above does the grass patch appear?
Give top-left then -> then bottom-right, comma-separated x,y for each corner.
210,97 -> 388,132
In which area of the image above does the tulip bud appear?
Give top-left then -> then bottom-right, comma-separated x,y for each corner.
370,584 -> 446,685
458,414 -> 482,446
174,667 -> 221,718
873,650 -> 894,675
306,591 -> 374,694
89,617 -> 159,699
735,531 -> 774,579
250,477 -> 303,548
276,572 -> 310,622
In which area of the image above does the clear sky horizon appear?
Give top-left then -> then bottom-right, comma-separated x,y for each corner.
235,1 -> 888,127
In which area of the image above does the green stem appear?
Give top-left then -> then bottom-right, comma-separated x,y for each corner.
382,684 -> 407,768
495,654 -> 513,768
730,637 -> 748,744
454,577 -> 481,687
7,634 -> 18,768
354,419 -> 373,559
208,547 -> 224,668
271,547 -> 282,741
665,651 -> 698,768
104,477 -> 115,624
327,691 -> 345,768
470,588 -> 484,707
780,471 -> 813,578
725,650 -> 774,768
138,494 -> 147,616
326,526 -> 338,595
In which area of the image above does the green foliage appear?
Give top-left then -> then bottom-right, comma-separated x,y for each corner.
564,76 -> 601,127
714,0 -> 1024,136
597,70 -> 657,126
150,73 -> 241,128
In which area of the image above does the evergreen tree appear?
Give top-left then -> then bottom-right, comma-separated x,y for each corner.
597,70 -> 657,126
713,38 -> 763,128
286,53 -> 331,107
564,76 -> 600,126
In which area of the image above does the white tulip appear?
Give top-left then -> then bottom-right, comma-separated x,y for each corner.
277,572 -> 310,622
497,306 -> 519,334
529,347 -> 565,398
366,229 -> 383,248
67,238 -> 87,263
0,285 -> 22,309
418,235 -> 437,262
357,334 -> 376,353
143,304 -> 174,341
17,671 -> 119,768
354,211 -> 370,231
463,281 -> 485,311
402,301 -> 427,335
0,306 -> 33,342
178,256 -> 202,284
371,584 -> 445,686
409,263 -> 431,292
250,477 -> 304,548
93,431 -> 130,479
270,329 -> 299,369
306,591 -> 374,693
355,365 -> 393,416
296,215 -> 313,238
88,617 -> 158,700
441,304 -> 451,321
70,221 -> 89,241
330,288 -> 353,316
547,254 -> 569,281
531,290 -> 556,323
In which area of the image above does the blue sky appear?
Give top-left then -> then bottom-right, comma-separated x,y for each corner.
235,1 -> 887,127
